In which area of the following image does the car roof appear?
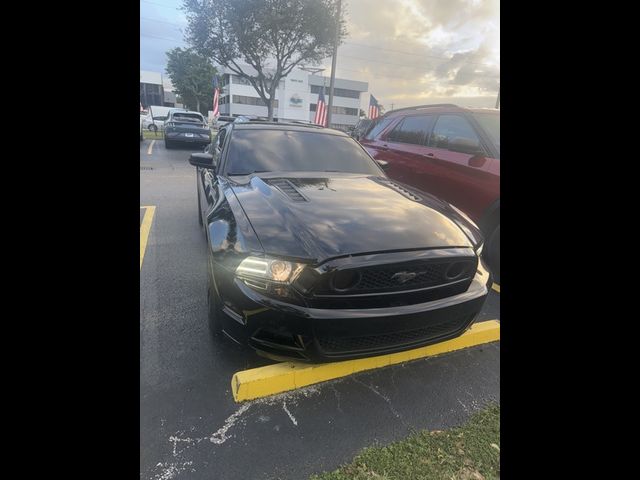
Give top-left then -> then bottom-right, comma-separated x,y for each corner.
232,122 -> 348,136
382,104 -> 499,118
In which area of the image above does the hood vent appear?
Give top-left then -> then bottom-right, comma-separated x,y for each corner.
382,180 -> 422,202
266,179 -> 308,202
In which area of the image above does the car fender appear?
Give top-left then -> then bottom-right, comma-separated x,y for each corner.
206,180 -> 263,271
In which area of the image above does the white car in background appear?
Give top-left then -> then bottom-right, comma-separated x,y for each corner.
142,113 -> 167,132
140,115 -> 144,141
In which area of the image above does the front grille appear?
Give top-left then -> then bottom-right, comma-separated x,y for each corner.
356,262 -> 449,291
316,316 -> 472,354
318,258 -> 476,295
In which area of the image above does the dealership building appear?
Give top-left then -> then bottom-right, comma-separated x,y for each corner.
217,66 -> 368,131
140,70 -> 182,108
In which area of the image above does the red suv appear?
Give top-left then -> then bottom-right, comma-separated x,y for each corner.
360,104 -> 500,280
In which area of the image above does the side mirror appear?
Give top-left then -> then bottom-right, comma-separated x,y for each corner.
376,159 -> 389,170
189,152 -> 216,169
449,137 -> 484,156
468,154 -> 487,168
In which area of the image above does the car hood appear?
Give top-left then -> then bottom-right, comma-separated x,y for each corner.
228,172 -> 474,262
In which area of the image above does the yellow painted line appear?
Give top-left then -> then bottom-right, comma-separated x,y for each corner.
140,206 -> 156,270
231,320 -> 500,402
492,283 -> 500,293
147,139 -> 155,155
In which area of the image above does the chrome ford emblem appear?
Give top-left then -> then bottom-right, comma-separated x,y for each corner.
391,271 -> 417,284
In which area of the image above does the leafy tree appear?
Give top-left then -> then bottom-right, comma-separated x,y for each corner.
183,0 -> 345,120
165,47 -> 217,115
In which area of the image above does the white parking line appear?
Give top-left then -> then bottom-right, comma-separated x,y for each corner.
147,140 -> 155,155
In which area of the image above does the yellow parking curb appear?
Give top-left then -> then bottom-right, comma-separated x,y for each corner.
492,283 -> 500,293
231,320 -> 500,402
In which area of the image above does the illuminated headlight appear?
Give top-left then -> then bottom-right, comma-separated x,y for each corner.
236,256 -> 305,284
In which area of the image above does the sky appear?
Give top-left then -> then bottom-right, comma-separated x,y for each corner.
140,0 -> 500,110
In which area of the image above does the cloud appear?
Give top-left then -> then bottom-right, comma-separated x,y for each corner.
338,0 -> 500,109
139,0 -> 499,108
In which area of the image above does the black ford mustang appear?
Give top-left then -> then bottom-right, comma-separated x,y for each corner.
189,122 -> 492,362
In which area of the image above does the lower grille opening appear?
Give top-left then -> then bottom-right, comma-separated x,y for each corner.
250,327 -> 308,352
316,315 -> 474,355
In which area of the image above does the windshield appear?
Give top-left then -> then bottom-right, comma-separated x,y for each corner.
226,129 -> 382,175
472,113 -> 500,151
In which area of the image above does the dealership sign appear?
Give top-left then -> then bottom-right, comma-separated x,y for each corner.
289,93 -> 303,108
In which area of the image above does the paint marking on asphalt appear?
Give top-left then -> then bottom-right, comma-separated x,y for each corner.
147,139 -> 155,155
492,283 -> 500,293
231,320 -> 500,402
140,206 -> 156,270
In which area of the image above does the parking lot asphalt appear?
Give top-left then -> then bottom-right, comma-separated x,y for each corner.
140,139 -> 500,480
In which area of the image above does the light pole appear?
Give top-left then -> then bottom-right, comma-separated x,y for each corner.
326,0 -> 342,127
495,86 -> 500,109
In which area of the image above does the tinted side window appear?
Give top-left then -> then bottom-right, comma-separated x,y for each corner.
364,116 -> 394,140
386,115 -> 434,145
429,115 -> 481,152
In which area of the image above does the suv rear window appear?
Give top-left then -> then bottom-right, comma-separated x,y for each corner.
226,129 -> 381,175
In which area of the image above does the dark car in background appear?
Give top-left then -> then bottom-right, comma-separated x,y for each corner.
360,104 -> 500,280
350,118 -> 373,141
188,121 -> 492,362
164,110 -> 212,149
214,115 -> 236,129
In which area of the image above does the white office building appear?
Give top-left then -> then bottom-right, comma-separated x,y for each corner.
140,70 -> 183,108
217,66 -> 368,131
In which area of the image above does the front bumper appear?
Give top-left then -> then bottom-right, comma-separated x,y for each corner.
214,258 -> 492,362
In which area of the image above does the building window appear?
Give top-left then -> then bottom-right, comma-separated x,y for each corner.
219,95 -> 229,105
232,95 -> 278,108
310,85 -> 361,99
310,104 -> 358,116
232,74 -> 251,86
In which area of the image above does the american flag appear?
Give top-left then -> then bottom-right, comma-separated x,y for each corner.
212,76 -> 220,117
314,86 -> 328,126
369,94 -> 380,119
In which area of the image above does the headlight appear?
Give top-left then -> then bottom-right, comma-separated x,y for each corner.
236,256 -> 305,284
